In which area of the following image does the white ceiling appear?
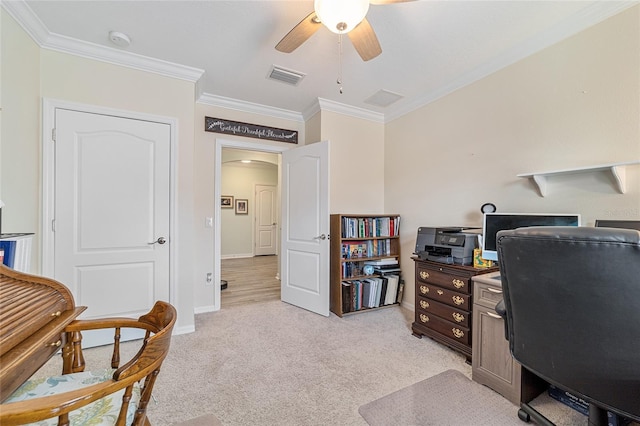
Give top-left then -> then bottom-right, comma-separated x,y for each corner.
4,1 -> 635,122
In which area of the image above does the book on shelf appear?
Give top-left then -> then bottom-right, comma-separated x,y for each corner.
374,278 -> 382,307
383,275 -> 400,305
374,268 -> 401,275
340,273 -> 401,313
379,277 -> 388,306
340,216 -> 401,239
396,279 -> 405,303
341,282 -> 352,314
342,240 -> 394,258
364,257 -> 397,266
0,240 -> 16,268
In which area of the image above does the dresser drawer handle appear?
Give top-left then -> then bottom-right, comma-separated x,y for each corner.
47,340 -> 62,348
452,279 -> 464,289
452,295 -> 464,305
487,287 -> 502,294
420,285 -> 429,294
420,271 -> 430,280
420,314 -> 430,323
452,312 -> 465,323
51,311 -> 61,317
452,328 -> 465,339
420,300 -> 429,309
487,312 -> 502,319
437,289 -> 444,295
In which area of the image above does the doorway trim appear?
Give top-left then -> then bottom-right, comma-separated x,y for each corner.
41,98 -> 178,306
214,138 -> 290,311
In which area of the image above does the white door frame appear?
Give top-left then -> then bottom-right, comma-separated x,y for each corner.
214,138 -> 289,311
41,98 -> 178,306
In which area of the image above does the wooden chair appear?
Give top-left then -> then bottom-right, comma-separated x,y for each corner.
0,300 -> 177,426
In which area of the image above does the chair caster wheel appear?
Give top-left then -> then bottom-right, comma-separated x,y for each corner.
518,409 -> 531,423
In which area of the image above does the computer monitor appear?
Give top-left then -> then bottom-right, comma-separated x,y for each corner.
481,213 -> 581,262
594,219 -> 640,231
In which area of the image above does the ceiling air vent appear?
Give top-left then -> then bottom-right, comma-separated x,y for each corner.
268,65 -> 306,86
364,89 -> 404,108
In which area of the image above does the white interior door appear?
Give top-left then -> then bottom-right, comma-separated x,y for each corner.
255,184 -> 277,256
281,141 -> 330,316
54,109 -> 171,326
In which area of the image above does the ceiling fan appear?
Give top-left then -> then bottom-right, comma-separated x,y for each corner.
275,0 -> 414,62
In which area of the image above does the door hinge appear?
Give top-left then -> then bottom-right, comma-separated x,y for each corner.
51,219 -> 55,232
51,128 -> 56,142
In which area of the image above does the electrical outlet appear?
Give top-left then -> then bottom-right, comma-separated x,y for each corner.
205,217 -> 213,228
206,273 -> 213,285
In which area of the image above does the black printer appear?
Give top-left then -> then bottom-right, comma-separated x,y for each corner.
414,227 -> 481,266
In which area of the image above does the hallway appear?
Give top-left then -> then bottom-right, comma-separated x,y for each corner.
220,255 -> 280,307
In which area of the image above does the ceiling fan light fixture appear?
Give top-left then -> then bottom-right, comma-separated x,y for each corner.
314,0 -> 370,34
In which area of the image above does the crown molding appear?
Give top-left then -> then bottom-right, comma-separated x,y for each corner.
385,1 -> 637,122
2,0 -> 204,83
301,100 -> 321,122
309,98 -> 385,124
197,93 -> 304,123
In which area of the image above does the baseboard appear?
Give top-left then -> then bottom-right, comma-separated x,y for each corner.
401,300 -> 415,312
173,324 -> 196,335
194,305 -> 218,314
220,253 -> 254,259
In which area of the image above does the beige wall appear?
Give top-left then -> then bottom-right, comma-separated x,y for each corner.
305,111 -> 322,144
319,110 -> 386,214
385,5 -> 640,309
1,11 -> 41,268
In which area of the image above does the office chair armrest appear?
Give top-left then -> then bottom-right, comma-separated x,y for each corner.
495,299 -> 509,340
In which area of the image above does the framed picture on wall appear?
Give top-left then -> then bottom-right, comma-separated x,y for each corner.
235,199 -> 248,215
221,195 -> 234,209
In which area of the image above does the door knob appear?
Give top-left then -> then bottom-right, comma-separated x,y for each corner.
313,234 -> 327,240
149,237 -> 167,245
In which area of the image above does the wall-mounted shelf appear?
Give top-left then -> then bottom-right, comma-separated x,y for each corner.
517,161 -> 640,197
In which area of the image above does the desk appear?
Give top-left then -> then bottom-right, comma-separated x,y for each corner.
471,271 -> 546,404
0,264 -> 86,402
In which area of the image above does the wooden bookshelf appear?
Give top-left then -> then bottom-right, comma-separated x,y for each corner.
330,214 -> 402,317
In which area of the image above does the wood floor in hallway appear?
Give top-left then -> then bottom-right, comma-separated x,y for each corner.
220,255 -> 280,307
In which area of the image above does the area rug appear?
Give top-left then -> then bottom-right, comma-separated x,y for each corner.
359,369 -> 524,426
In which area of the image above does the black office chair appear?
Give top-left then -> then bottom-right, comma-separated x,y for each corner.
495,226 -> 640,426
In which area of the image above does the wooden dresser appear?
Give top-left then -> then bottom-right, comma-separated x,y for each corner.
0,265 -> 86,401
411,258 -> 497,362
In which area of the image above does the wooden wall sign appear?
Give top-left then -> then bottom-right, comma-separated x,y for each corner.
205,117 -> 298,144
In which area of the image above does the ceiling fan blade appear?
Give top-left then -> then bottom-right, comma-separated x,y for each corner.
275,12 -> 322,53
369,0 -> 415,4
348,18 -> 382,61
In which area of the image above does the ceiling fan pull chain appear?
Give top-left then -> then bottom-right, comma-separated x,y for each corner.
337,34 -> 343,94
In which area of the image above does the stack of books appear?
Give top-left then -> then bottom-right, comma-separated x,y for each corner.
340,274 -> 402,313
364,258 -> 401,274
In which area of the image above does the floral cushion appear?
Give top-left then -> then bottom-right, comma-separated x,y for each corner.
5,368 -> 141,426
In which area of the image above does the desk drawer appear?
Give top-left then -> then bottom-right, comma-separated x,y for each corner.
474,281 -> 504,310
415,312 -> 470,345
417,283 -> 470,310
417,295 -> 470,327
416,266 -> 470,294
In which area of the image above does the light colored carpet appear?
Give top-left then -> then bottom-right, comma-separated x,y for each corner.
32,300 -> 604,425
359,369 -> 585,426
171,414 -> 222,426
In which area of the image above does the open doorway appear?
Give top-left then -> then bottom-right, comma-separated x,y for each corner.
215,141 -> 285,308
